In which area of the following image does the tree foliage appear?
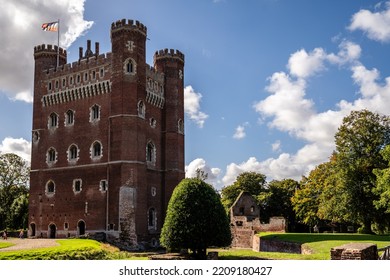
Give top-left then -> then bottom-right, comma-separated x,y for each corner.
263,179 -> 299,230
0,153 -> 30,230
221,172 -> 267,211
334,109 -> 390,233
373,145 -> 390,214
160,178 -> 231,259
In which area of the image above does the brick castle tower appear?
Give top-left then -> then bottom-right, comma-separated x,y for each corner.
28,19 -> 185,248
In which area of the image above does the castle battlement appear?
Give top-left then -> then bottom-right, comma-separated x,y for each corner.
154,48 -> 184,63
34,44 -> 67,57
43,52 -> 112,77
111,19 -> 147,36
146,64 -> 164,83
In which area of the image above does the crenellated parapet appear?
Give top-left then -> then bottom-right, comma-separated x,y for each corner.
154,49 -> 185,64
44,52 -> 112,77
34,44 -> 67,59
110,19 -> 147,37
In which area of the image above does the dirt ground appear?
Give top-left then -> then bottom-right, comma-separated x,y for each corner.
0,238 -> 59,252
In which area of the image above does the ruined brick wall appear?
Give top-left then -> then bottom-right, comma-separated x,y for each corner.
331,243 -> 378,260
256,217 -> 286,232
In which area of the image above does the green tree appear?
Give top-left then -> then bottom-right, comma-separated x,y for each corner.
0,153 -> 30,230
263,179 -> 299,231
160,178 -> 231,259
334,109 -> 390,233
373,145 -> 390,232
221,172 -> 267,211
292,163 -> 329,228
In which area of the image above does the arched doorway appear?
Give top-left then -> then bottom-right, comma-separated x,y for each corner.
30,223 -> 36,237
49,224 -> 56,239
78,220 -> 86,236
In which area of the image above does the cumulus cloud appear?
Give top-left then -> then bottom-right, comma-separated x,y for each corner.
184,85 -> 209,128
288,48 -> 327,78
0,137 -> 31,162
0,0 -> 93,102
349,1 -> 390,42
249,38 -> 387,182
185,158 -> 221,186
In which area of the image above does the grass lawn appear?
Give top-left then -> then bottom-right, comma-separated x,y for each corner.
0,241 -> 13,250
0,239 -> 148,260
218,233 -> 390,260
2,234 -> 389,260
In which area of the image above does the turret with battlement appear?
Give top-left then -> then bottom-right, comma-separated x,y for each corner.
29,19 -> 185,249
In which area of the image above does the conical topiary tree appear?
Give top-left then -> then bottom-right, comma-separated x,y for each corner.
160,178 -> 231,259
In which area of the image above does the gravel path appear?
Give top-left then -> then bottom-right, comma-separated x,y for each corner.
0,238 -> 59,252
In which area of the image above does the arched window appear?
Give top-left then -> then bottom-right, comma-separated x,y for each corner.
124,58 -> 136,75
46,180 -> 55,195
138,100 -> 145,118
90,104 -> 100,122
65,110 -> 74,126
68,144 -> 79,162
148,208 -> 156,230
47,147 -> 57,165
48,112 -> 58,128
91,141 -> 103,159
146,141 -> 156,165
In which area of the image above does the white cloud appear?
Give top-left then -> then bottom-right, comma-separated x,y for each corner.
271,140 -> 281,152
185,158 -> 221,187
233,125 -> 246,139
250,38 -> 384,182
288,48 -> 327,78
184,85 -> 209,128
0,0 -> 93,102
349,1 -> 390,42
0,137 -> 31,163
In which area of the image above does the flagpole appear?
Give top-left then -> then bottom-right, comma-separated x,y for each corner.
57,19 -> 60,67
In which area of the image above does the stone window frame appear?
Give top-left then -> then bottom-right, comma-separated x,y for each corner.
146,140 -> 156,167
149,118 -> 156,128
137,100 -> 145,119
62,78 -> 66,88
45,180 -> 56,196
65,109 -> 75,126
67,144 -> 79,163
123,57 -> 136,75
69,76 -> 74,85
148,207 -> 157,230
76,74 -> 81,84
64,222 -> 69,230
99,68 -> 104,79
46,147 -> 58,166
178,119 -> 184,134
89,104 -> 101,123
90,140 -> 103,160
99,179 -> 108,192
48,81 -> 52,91
55,80 -> 59,89
72,178 -> 82,193
84,72 -> 88,82
32,130 -> 40,143
48,112 -> 59,129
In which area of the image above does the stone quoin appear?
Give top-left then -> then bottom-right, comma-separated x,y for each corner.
28,19 -> 185,248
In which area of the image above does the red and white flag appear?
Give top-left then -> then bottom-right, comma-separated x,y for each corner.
42,21 -> 58,32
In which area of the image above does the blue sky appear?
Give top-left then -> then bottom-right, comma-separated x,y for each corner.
1,0 -> 390,189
